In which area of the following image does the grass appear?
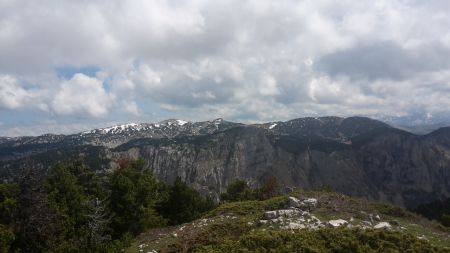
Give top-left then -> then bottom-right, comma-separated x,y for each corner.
127,191 -> 450,253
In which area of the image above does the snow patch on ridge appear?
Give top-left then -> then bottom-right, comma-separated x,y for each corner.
176,120 -> 188,126
81,123 -> 143,135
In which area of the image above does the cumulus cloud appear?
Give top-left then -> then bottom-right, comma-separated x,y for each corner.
1,0 -> 450,135
0,75 -> 33,109
52,74 -> 112,117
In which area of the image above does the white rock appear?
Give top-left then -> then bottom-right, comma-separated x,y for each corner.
374,215 -> 381,221
417,235 -> 428,241
298,198 -> 318,211
270,218 -> 283,224
302,198 -> 318,207
288,197 -> 301,208
310,215 -> 320,222
362,221 -> 372,227
328,219 -> 348,227
264,211 -> 278,219
283,222 -> 305,230
277,209 -> 301,217
374,222 -> 391,229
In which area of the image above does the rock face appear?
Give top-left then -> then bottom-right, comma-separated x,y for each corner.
1,116 -> 450,208
114,118 -> 450,208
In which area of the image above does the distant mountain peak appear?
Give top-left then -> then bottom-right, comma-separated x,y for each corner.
158,119 -> 189,126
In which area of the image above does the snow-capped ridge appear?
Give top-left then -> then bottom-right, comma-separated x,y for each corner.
82,123 -> 144,135
81,119 -> 192,136
157,119 -> 190,127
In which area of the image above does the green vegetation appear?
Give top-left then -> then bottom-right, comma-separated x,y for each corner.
2,159 -> 450,252
158,177 -> 216,225
109,159 -> 164,237
220,180 -> 258,202
128,191 -> 450,253
195,229 -> 446,253
416,198 -> 450,227
220,176 -> 281,203
0,159 -> 215,252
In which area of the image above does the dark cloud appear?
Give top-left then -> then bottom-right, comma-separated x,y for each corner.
317,42 -> 450,80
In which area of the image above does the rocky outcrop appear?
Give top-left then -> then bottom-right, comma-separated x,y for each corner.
259,196 -> 395,231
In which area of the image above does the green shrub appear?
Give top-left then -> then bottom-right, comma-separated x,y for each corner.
194,228 -> 446,253
221,180 -> 258,202
0,224 -> 14,253
158,177 -> 216,225
372,203 -> 408,218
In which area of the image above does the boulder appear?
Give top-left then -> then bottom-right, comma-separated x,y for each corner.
362,221 -> 372,226
264,211 -> 278,219
288,197 -> 318,211
288,197 -> 302,208
328,219 -> 348,227
277,209 -> 301,217
299,198 -> 318,211
374,222 -> 391,229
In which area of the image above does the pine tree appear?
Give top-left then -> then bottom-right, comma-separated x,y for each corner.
221,180 -> 257,202
161,177 -> 216,225
109,159 -> 164,237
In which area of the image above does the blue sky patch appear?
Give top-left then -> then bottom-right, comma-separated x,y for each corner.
56,66 -> 101,80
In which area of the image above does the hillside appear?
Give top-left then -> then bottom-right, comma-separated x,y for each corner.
127,191 -> 450,253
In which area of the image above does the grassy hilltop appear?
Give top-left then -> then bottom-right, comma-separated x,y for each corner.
127,191 -> 450,253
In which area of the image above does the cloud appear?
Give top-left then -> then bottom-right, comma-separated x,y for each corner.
0,75 -> 33,109
123,100 -> 141,116
317,42 -> 450,80
1,0 -> 450,135
52,74 -> 112,117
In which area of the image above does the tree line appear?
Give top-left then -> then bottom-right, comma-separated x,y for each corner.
0,157 -> 288,252
0,159 -> 215,252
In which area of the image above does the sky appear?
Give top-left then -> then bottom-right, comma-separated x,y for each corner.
1,0 -> 450,136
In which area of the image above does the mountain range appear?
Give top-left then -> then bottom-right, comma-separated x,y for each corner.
1,116 -> 450,209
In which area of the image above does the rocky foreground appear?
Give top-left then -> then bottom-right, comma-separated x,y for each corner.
127,191 -> 450,253
261,196 -> 391,231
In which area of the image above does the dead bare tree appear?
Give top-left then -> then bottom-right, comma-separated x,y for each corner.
85,197 -> 112,249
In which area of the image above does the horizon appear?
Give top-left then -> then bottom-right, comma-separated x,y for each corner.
2,115 -> 449,138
